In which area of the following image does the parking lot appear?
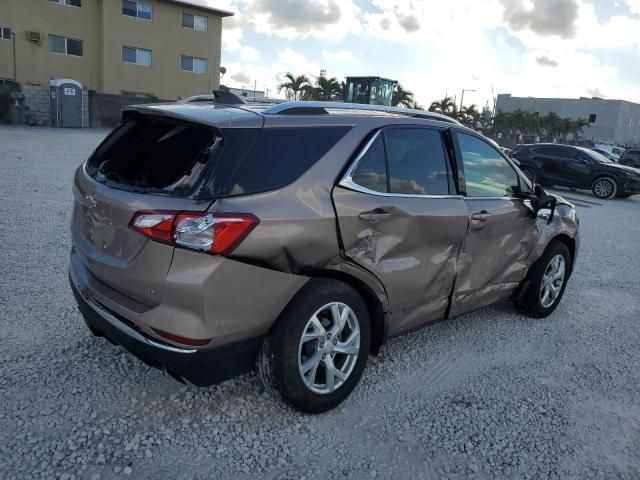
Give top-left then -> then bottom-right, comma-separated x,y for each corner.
1,125 -> 639,480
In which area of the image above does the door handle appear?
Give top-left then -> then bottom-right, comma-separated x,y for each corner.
470,210 -> 491,222
359,208 -> 390,222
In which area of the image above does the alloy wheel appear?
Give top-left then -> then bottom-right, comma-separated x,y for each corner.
540,254 -> 566,308
298,302 -> 360,394
593,179 -> 614,198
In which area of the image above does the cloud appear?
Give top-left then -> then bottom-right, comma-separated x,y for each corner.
626,0 -> 640,14
535,55 -> 559,67
380,18 -> 392,30
276,48 -> 321,77
230,71 -> 252,84
586,87 -> 606,98
397,13 -> 420,32
501,0 -> 579,38
253,0 -> 341,31
321,49 -> 357,63
240,45 -> 261,61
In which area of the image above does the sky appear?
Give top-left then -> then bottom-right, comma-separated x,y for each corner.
200,0 -> 640,109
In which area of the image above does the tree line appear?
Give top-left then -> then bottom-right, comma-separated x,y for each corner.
278,73 -> 590,139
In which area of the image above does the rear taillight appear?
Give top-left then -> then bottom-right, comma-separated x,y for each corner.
130,211 -> 258,255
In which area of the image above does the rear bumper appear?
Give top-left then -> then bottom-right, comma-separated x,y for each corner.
70,273 -> 263,386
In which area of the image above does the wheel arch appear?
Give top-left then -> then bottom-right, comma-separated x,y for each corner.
303,269 -> 388,355
549,234 -> 576,275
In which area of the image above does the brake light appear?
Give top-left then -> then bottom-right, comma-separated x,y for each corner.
130,211 -> 259,255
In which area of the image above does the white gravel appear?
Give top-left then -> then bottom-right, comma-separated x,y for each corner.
1,125 -> 640,480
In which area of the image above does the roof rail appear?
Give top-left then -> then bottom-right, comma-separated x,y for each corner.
261,101 -> 460,124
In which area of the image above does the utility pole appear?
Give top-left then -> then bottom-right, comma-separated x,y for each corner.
460,88 -> 476,112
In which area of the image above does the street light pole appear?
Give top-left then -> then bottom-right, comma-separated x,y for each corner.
460,88 -> 476,112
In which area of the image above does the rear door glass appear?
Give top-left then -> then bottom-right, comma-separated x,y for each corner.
350,134 -> 387,193
383,128 -> 450,195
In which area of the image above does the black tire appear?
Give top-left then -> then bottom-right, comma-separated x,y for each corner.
514,240 -> 571,318
520,166 -> 536,184
591,176 -> 617,200
257,279 -> 371,413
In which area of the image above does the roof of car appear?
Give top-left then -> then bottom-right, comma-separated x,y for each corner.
124,101 -> 465,130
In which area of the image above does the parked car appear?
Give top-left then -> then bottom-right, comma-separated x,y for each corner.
619,149 -> 640,168
591,147 -> 619,162
511,143 -> 640,199
70,102 -> 580,413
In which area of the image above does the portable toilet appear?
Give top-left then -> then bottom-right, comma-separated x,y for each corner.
49,79 -> 83,128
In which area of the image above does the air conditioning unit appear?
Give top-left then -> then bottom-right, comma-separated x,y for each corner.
26,31 -> 41,44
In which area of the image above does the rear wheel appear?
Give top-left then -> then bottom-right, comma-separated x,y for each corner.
591,177 -> 617,199
514,240 -> 571,318
258,279 -> 370,413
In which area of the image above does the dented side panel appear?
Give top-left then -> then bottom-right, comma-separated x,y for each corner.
450,198 -> 538,316
332,187 -> 469,336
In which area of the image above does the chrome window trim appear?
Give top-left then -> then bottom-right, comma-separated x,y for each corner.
338,130 -> 463,199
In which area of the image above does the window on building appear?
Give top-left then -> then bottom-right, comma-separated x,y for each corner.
588,113 -> 597,123
0,27 -> 11,40
181,55 -> 207,73
48,34 -> 83,56
122,46 -> 152,66
182,12 -> 208,31
122,0 -> 152,20
50,0 -> 82,6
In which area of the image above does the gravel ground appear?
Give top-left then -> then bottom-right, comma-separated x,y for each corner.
1,125 -> 639,480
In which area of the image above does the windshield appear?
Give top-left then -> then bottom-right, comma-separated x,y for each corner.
581,148 -> 613,163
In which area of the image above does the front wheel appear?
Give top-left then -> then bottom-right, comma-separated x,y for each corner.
591,177 -> 617,199
514,240 -> 571,318
258,279 -> 371,413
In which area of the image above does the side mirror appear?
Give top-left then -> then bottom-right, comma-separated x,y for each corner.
515,184 -> 557,224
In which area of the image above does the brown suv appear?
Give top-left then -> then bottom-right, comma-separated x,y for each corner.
69,101 -> 580,413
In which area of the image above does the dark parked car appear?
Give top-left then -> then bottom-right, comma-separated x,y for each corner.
620,149 -> 640,168
511,143 -> 640,199
70,102 -> 580,412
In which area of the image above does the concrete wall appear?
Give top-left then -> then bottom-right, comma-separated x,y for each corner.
496,94 -> 640,146
1,0 -> 228,100
22,85 -> 50,126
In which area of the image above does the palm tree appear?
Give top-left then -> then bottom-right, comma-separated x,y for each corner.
428,96 -> 456,116
312,75 -> 343,101
392,84 -> 416,108
539,112 -> 560,142
569,118 -> 589,142
458,104 -> 481,128
278,73 -> 312,101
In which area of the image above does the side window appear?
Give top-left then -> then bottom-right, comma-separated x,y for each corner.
384,128 -> 450,195
351,134 -> 387,193
457,132 -> 520,197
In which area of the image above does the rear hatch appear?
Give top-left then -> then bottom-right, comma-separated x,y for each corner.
71,105 -> 262,306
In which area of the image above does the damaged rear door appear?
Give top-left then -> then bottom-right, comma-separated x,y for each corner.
449,130 -> 538,317
332,126 -> 468,336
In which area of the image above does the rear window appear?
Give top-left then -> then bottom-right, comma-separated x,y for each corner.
207,126 -> 351,197
87,117 -> 350,198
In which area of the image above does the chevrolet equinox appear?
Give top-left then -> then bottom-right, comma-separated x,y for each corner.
69,101 -> 580,413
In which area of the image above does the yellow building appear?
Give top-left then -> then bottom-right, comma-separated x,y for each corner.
0,0 -> 233,99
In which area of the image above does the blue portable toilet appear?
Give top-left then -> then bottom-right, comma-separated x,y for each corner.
49,79 -> 83,128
